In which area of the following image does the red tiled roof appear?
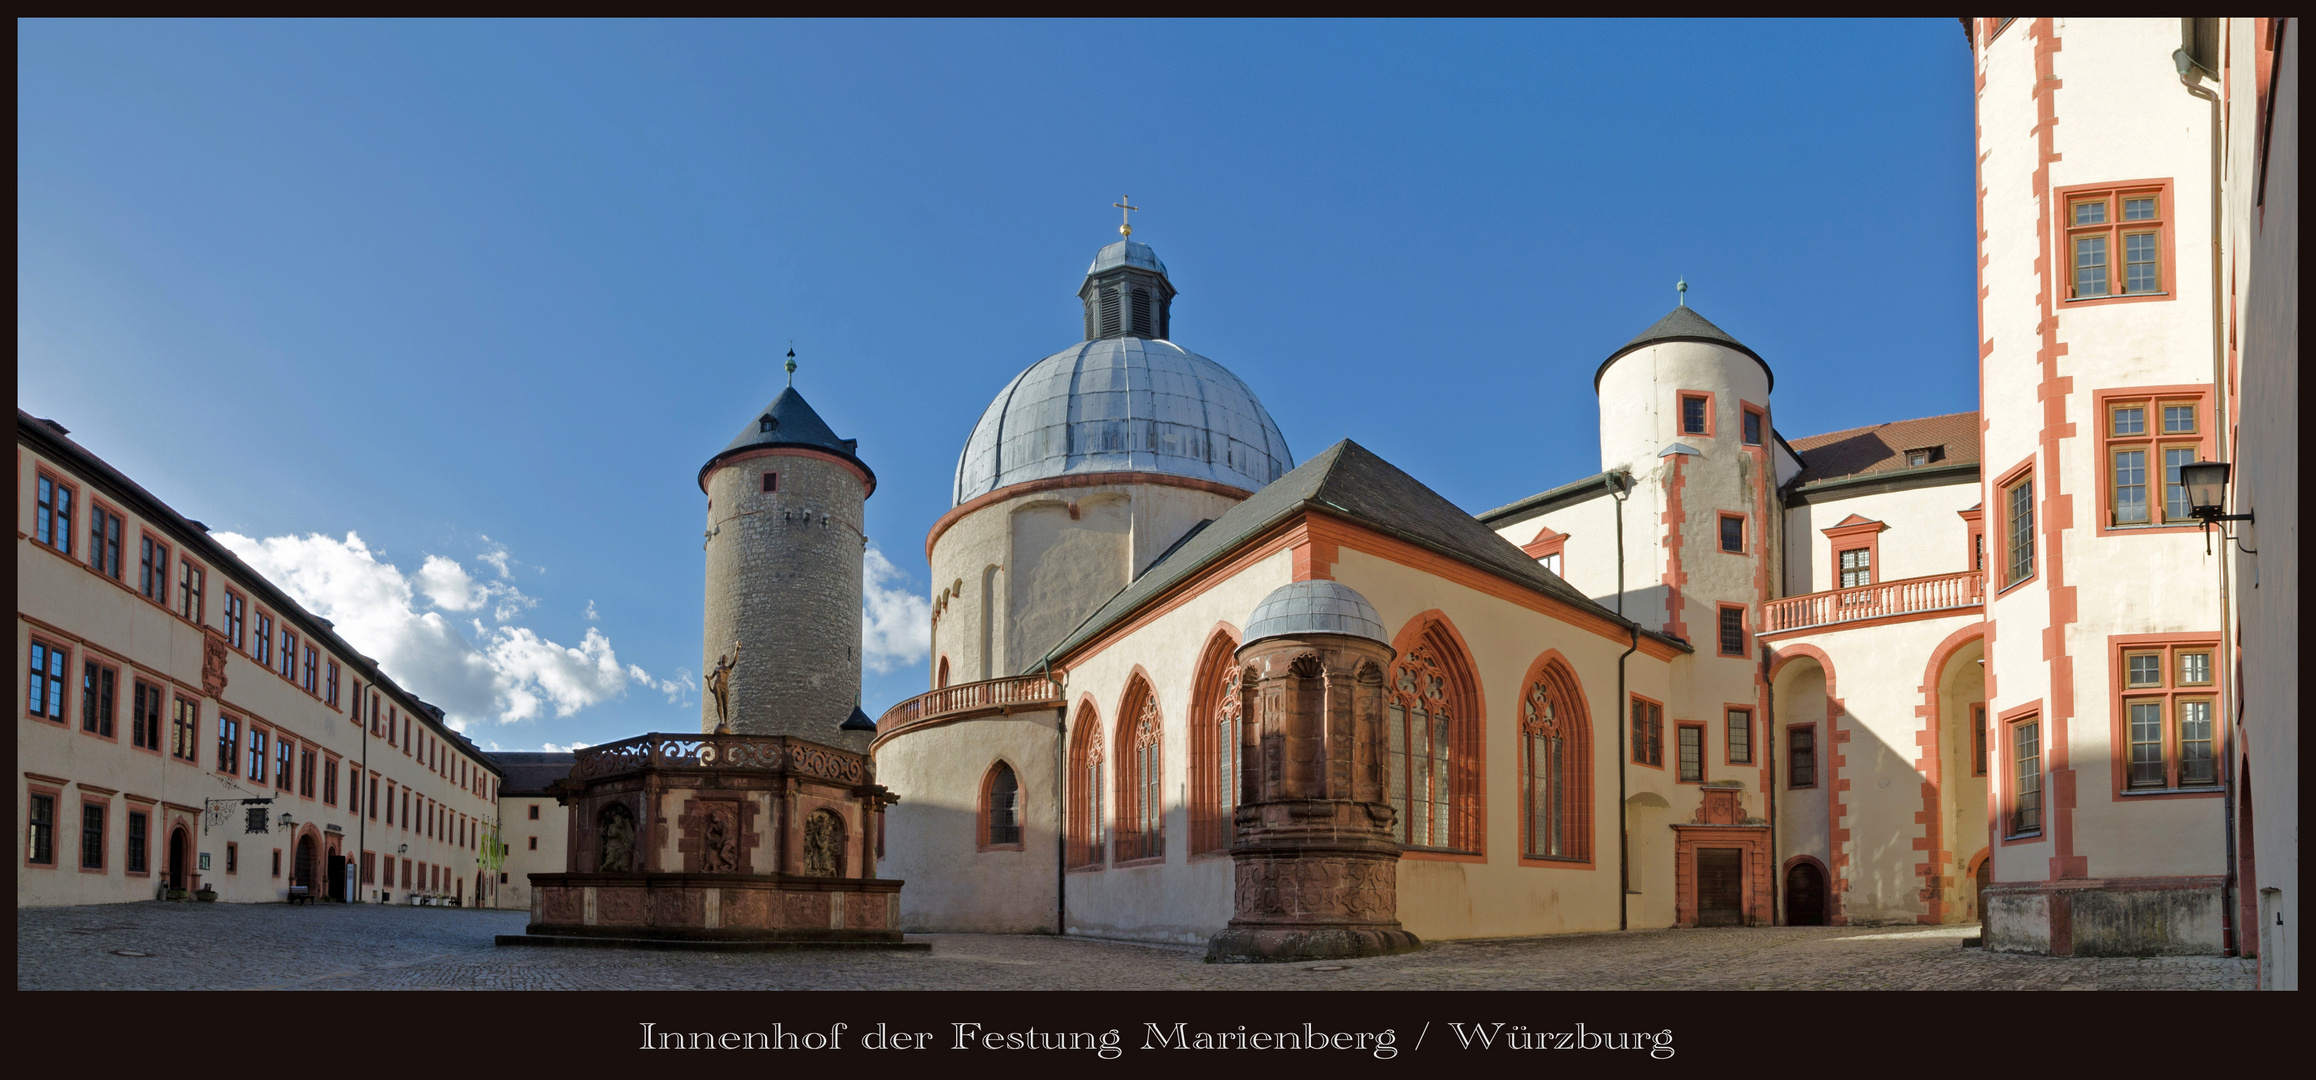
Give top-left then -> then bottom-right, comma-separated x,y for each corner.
1788,411 -> 1980,486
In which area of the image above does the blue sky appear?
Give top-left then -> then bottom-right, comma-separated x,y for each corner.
17,19 -> 1977,749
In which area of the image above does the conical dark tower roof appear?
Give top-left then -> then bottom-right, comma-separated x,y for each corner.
1593,306 -> 1773,392
698,386 -> 876,494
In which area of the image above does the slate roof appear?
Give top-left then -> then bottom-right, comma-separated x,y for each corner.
488,752 -> 577,796
1595,306 -> 1773,392
1040,440 -> 1687,668
699,387 -> 874,493
1788,411 -> 1981,486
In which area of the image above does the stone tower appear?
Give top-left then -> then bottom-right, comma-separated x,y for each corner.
698,382 -> 877,752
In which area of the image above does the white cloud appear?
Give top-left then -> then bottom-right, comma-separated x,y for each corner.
213,531 -> 665,729
416,555 -> 487,611
629,663 -> 693,705
540,741 -> 592,753
862,543 -> 932,674
475,536 -> 514,579
583,600 -> 600,622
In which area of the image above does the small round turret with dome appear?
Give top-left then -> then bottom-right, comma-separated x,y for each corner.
926,229 -> 1294,688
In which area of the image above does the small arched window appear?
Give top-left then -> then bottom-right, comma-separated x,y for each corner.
936,656 -> 950,689
1521,658 -> 1593,862
982,762 -> 1022,849
1114,681 -> 1164,863
1067,706 -> 1105,869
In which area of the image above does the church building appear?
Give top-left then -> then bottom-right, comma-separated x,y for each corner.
873,18 -> 2287,960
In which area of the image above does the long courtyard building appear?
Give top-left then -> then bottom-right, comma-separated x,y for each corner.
19,411 -> 506,907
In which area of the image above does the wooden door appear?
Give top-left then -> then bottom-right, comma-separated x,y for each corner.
1697,847 -> 1744,926
1786,860 -> 1826,925
1974,857 -> 1991,923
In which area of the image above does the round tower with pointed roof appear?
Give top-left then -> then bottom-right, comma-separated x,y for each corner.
699,379 -> 877,750
1594,303 -> 1774,477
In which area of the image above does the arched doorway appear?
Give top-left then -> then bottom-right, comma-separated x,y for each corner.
295,834 -> 318,893
1786,860 -> 1827,926
1974,854 -> 1992,924
168,826 -> 189,892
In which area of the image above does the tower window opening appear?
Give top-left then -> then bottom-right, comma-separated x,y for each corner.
1130,288 -> 1153,337
762,472 -> 778,493
759,415 -> 776,434
1099,290 -> 1122,337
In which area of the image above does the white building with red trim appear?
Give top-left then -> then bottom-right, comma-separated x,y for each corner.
873,19 -> 2292,966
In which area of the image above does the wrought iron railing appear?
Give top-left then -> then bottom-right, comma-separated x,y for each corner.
571,733 -> 865,784
873,674 -> 1066,739
1762,569 -> 1985,634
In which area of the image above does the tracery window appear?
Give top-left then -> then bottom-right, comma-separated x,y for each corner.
1520,661 -> 1592,862
1188,635 -> 1242,856
1387,630 -> 1477,851
1067,707 -> 1105,869
1113,684 -> 1164,863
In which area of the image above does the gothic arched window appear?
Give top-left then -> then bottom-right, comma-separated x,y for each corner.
1521,658 -> 1593,863
1067,706 -> 1105,869
1188,635 -> 1242,856
1114,681 -> 1164,863
1387,623 -> 1479,851
981,761 -> 1022,849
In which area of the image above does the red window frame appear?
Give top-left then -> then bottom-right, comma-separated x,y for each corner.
223,590 -> 247,651
1716,604 -> 1750,658
1675,721 -> 1708,784
1724,705 -> 1754,766
1786,724 -> 1817,789
1993,456 -> 2038,593
138,531 -> 171,605
87,500 -> 125,581
132,680 -> 167,754
173,693 -> 202,761
80,657 -> 119,741
1677,391 -> 1715,437
177,557 -> 207,624
79,798 -> 108,872
33,469 -> 78,557
2055,178 -> 2175,308
1718,512 -> 1747,555
1630,694 -> 1665,769
1999,702 -> 2045,842
2094,386 -> 2215,535
2106,633 -> 2223,801
27,636 -> 71,724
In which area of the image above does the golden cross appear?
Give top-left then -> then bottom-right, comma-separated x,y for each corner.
1113,196 -> 1139,238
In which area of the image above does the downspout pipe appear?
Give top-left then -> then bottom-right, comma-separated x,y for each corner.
1617,626 -> 1639,932
2177,45 -> 2239,957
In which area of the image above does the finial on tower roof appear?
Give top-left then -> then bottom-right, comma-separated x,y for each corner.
785,344 -> 797,387
1113,195 -> 1139,238
1677,278 -> 1688,307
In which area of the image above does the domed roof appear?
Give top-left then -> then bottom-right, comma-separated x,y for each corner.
1243,580 -> 1390,647
954,339 -> 1293,504
952,239 -> 1293,506
1088,240 -> 1167,276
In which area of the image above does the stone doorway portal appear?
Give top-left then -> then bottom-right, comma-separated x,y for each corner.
168,826 -> 189,892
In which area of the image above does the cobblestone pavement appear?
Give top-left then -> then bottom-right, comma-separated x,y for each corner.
18,902 -> 2253,990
